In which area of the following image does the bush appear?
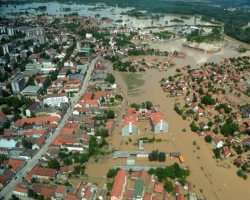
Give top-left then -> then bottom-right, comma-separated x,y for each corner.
182,128 -> 187,132
193,140 -> 197,145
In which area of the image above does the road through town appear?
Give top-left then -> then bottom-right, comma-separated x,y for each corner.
0,56 -> 98,200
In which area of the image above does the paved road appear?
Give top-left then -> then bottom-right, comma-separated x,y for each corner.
0,56 -> 99,199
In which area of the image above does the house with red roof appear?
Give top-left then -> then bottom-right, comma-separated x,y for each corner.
154,183 -> 164,193
55,185 -> 67,200
25,166 -> 56,181
130,169 -> 148,185
122,108 -> 138,136
125,189 -> 134,200
82,185 -> 96,200
25,101 -> 41,117
32,134 -> 46,149
150,110 -> 168,133
66,193 -> 81,200
111,169 -> 127,200
32,185 -> 55,198
0,112 -> 9,128
212,136 -> 223,148
176,194 -> 185,200
13,183 -> 28,197
60,165 -> 74,173
143,192 -> 152,200
14,116 -> 60,129
1,159 -> 26,173
106,119 -> 114,136
223,146 -> 231,158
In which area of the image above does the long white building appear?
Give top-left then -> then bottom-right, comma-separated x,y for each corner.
39,93 -> 69,107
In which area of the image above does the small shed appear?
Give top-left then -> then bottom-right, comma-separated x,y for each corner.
170,152 -> 181,158
127,158 -> 136,166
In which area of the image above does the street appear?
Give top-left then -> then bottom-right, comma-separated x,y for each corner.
0,56 -> 99,199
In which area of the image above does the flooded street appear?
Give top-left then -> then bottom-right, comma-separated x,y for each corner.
94,41 -> 250,199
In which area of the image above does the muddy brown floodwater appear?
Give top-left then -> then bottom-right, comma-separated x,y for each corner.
86,39 -> 250,200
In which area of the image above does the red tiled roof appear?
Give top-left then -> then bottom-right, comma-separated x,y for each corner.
111,169 -> 127,198
32,185 -> 55,198
1,159 -> 25,172
15,116 -> 60,127
13,185 -> 28,194
154,183 -> 164,193
56,185 -> 66,194
144,193 -> 152,200
151,110 -> 167,124
60,165 -> 74,173
65,193 -> 81,200
126,189 -> 134,199
26,167 -> 56,181
27,102 -> 40,111
83,186 -> 92,199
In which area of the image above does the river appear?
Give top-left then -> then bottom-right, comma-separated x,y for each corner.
1,3 -> 213,28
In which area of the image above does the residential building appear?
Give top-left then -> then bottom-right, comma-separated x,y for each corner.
222,146 -> 231,158
150,110 -> 168,133
13,183 -> 28,197
14,116 -> 60,129
1,159 -> 26,173
0,112 -> 9,128
212,136 -> 223,148
0,170 -> 15,188
134,179 -> 144,200
111,169 -> 127,200
153,183 -> 164,194
11,75 -> 26,94
55,186 -> 67,200
39,93 -> 69,107
25,101 -> 41,117
130,169 -> 148,185
122,108 -> 138,136
25,27 -> 45,39
25,63 -> 43,70
32,185 -> 55,198
82,186 -> 96,200
26,167 -> 56,181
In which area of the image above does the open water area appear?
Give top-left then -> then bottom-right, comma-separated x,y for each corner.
1,2 -> 213,28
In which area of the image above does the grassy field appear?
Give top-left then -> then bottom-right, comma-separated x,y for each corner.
121,73 -> 145,90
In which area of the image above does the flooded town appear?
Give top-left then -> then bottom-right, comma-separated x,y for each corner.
0,1 -> 250,200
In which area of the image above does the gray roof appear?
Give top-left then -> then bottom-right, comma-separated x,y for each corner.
22,86 -> 42,93
170,152 -> 181,157
114,164 -> 188,171
113,151 -> 168,158
113,151 -> 150,158
22,70 -> 40,76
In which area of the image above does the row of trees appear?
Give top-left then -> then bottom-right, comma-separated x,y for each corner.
148,150 -> 166,162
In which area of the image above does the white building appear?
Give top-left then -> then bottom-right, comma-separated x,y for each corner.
212,136 -> 223,148
39,93 -> 69,107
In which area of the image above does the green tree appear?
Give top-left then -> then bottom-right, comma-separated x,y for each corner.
105,74 -> 115,84
204,135 -> 212,143
48,158 -> 60,170
106,110 -> 115,119
28,189 -> 34,197
27,76 -> 35,86
158,152 -> 166,162
107,169 -> 119,178
213,148 -> 221,158
164,178 -> 174,193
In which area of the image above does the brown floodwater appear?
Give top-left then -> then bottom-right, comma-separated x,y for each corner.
86,40 -> 250,200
